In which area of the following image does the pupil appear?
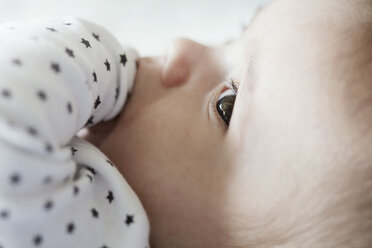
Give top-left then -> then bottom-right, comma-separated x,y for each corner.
216,95 -> 236,126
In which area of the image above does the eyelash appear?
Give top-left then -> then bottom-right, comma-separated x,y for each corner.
209,78 -> 239,128
228,78 -> 239,94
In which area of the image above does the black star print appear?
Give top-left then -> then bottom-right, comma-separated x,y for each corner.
92,33 -> 100,41
92,71 -> 97,82
86,166 -> 96,175
33,234 -> 43,246
86,174 -> 93,183
66,222 -> 75,234
0,210 -> 9,219
125,214 -> 134,226
120,54 -> 127,67
85,115 -> 94,126
2,89 -> 11,98
104,59 -> 111,71
73,185 -> 79,196
81,38 -> 91,48
10,173 -> 21,185
27,126 -> 38,136
106,190 -> 114,203
114,87 -> 119,101
94,95 -> 101,109
106,159 -> 114,167
46,27 -> 57,32
12,58 -> 22,66
51,62 -> 60,73
91,208 -> 99,218
44,200 -> 53,211
37,90 -> 47,101
65,47 -> 74,58
67,102 -> 73,114
70,147 -> 77,155
43,176 -> 52,184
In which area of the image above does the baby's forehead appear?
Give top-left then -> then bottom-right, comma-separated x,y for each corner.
232,0 -> 372,141
251,0 -> 371,39
246,0 -> 372,76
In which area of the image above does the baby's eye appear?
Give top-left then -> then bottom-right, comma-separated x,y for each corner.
216,89 -> 236,126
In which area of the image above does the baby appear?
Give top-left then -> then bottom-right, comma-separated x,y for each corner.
1,0 -> 372,247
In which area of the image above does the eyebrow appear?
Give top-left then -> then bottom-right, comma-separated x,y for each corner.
238,2 -> 272,88
230,3 -> 275,130
232,30 -> 260,125
241,54 -> 256,98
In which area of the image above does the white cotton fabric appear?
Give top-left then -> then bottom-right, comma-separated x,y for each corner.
0,18 -> 150,248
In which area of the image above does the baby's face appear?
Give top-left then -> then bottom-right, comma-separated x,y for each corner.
101,0 -> 372,247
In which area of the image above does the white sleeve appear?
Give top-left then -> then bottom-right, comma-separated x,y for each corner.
0,18 -> 150,248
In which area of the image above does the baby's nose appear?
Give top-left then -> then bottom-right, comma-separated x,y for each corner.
161,38 -> 206,88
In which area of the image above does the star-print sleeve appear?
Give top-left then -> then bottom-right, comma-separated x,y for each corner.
0,18 -> 150,248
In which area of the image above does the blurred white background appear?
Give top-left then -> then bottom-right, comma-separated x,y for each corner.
0,0 -> 268,56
